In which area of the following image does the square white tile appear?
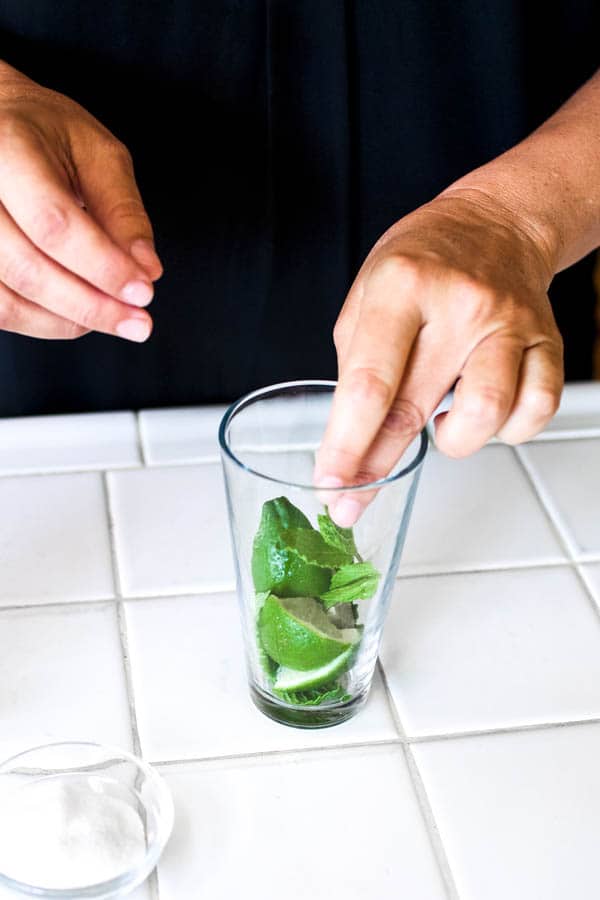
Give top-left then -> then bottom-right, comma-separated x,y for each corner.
401,445 -> 564,574
0,473 -> 114,606
412,723 -> 600,900
519,439 -> 600,557
0,412 -> 139,475
157,748 -> 447,900
139,406 -> 228,466
125,593 -> 397,759
380,567 -> 600,737
108,465 -> 234,597
0,603 -> 132,759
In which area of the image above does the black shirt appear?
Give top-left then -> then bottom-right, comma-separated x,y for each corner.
0,1 -> 598,415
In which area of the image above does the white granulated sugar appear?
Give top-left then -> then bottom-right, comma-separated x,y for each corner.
0,777 -> 146,889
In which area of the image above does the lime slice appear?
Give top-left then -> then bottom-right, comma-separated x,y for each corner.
252,541 -> 332,597
252,498 -> 334,597
273,646 -> 355,691
258,594 -> 360,670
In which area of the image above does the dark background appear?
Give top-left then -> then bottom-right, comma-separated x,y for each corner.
0,1 -> 598,416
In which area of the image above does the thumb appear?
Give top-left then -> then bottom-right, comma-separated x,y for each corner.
76,140 -> 163,281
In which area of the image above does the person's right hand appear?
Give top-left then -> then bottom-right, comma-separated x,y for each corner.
0,60 -> 162,341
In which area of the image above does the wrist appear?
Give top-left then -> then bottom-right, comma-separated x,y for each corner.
435,180 -> 560,284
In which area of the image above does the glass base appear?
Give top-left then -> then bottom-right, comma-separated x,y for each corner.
250,683 -> 368,729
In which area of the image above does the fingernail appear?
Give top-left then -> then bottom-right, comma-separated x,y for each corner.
130,239 -> 162,275
315,474 -> 344,506
331,496 -> 362,528
121,280 -> 154,308
116,318 -> 152,343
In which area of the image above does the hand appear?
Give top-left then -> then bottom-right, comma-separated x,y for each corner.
316,189 -> 564,526
0,60 -> 162,340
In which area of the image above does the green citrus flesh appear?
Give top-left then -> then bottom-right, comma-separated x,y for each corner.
273,646 -> 355,691
258,594 -> 360,670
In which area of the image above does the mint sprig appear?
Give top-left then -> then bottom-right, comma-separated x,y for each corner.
279,527 -> 352,569
320,561 -> 380,608
274,682 -> 350,706
318,509 -> 360,562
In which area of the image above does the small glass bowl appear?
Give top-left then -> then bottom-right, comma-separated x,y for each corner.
0,742 -> 174,899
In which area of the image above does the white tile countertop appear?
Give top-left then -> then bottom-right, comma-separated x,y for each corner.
1,383 -> 600,900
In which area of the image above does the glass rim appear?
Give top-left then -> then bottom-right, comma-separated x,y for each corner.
218,379 -> 428,492
0,740 -> 174,898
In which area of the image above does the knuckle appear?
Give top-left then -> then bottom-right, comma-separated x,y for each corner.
346,367 -> 393,409
30,203 -> 71,250
381,397 -> 425,438
77,296 -> 103,330
2,253 -> 40,297
0,113 -> 30,148
462,385 -> 510,423
103,137 -> 134,169
453,277 -> 497,320
521,386 -> 560,422
104,197 -> 146,226
333,317 -> 350,351
368,254 -> 420,292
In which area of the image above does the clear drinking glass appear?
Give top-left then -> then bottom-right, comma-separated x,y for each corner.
219,380 -> 427,728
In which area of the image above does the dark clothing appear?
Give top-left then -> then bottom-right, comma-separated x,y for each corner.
0,1 -> 598,415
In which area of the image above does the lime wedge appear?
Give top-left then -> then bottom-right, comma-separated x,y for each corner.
258,594 -> 360,670
252,498 -> 333,597
273,646 -> 355,691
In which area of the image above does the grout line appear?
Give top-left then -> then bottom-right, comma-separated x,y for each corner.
396,557 -> 572,580
0,587 -> 235,616
528,429 -> 600,441
149,713 -> 600,772
573,564 -> 600,627
6,561 -> 596,617
514,446 -> 600,626
147,867 -> 160,900
0,463 -> 143,480
0,596 -> 117,614
513,446 -> 579,559
403,746 -> 461,900
377,661 -> 460,900
151,738 -> 404,769
135,411 -> 148,466
0,458 -> 226,481
102,473 -> 143,758
406,715 -> 600,743
8,557 -> 600,616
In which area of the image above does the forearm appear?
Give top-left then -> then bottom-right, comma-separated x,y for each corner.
440,69 -> 600,276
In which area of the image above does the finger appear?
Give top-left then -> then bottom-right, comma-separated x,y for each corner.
0,204 -> 152,341
326,326 -> 456,526
0,125 -> 155,305
331,275 -> 364,370
434,333 -> 524,457
0,280 -> 88,339
316,258 -> 423,489
495,342 -> 563,444
76,141 -> 163,281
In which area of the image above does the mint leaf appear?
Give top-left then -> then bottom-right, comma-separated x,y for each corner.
280,527 -> 352,569
318,509 -> 359,561
274,682 -> 350,706
320,561 -> 380,608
